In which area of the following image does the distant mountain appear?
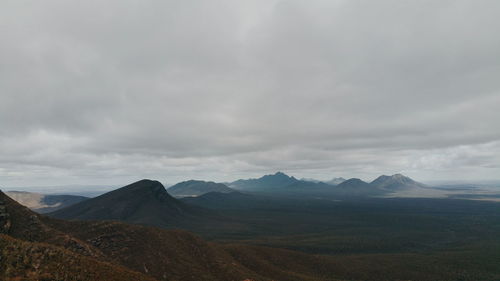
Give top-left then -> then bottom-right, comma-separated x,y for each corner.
371,174 -> 426,191
49,179 -> 200,227
5,191 -> 87,213
228,172 -> 388,198
168,180 -> 235,197
325,177 -> 347,186
229,171 -> 299,191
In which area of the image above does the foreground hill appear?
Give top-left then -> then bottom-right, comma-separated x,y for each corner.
0,190 -> 156,281
49,179 -> 201,228
5,191 -> 88,213
168,180 -> 236,197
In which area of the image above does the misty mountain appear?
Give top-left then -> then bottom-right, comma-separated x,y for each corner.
371,174 -> 426,191
325,177 -> 347,185
300,178 -> 322,183
5,191 -> 88,213
168,180 -> 235,197
49,179 -> 201,227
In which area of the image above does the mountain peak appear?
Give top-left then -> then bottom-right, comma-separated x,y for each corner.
121,179 -> 164,191
109,179 -> 173,202
371,174 -> 425,190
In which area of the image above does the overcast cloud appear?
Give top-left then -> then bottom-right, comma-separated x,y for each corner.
1,0 -> 500,187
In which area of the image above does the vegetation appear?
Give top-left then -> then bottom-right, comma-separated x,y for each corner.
4,176 -> 500,280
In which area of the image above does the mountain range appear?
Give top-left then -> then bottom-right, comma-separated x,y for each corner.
228,172 -> 425,198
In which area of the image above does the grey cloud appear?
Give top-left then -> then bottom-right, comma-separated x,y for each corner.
1,0 -> 499,187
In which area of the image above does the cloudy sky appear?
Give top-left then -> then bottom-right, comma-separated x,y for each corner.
1,0 -> 500,188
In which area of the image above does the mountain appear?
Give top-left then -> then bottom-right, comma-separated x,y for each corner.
5,191 -> 88,213
168,180 -> 236,197
325,177 -> 346,186
229,172 -> 299,191
371,174 -> 426,191
49,179 -> 200,227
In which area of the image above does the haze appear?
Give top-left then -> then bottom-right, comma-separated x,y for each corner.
1,0 -> 500,187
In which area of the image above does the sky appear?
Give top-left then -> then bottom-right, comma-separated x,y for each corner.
1,0 -> 500,188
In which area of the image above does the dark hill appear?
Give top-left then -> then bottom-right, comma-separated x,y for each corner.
168,180 -> 235,197
49,179 -> 200,227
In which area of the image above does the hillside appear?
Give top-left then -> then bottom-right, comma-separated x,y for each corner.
168,180 -> 236,197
